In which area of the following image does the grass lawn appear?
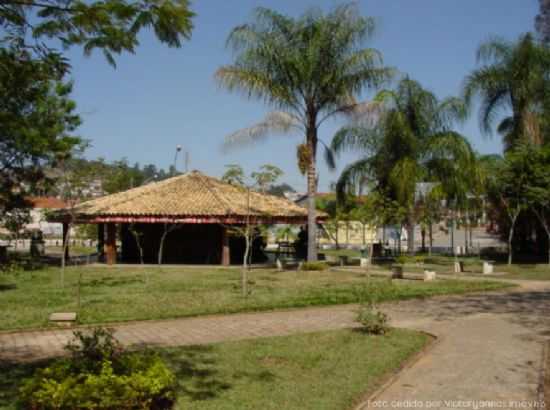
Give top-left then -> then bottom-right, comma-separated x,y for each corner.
0,265 -> 511,331
0,328 -> 430,410
394,255 -> 550,280
45,245 -> 96,256
322,248 -> 362,258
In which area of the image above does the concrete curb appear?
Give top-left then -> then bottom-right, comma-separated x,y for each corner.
352,330 -> 440,410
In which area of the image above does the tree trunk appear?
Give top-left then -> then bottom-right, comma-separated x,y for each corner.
242,232 -> 250,297
61,222 -> 71,288
421,227 -> 426,253
428,221 -> 433,256
464,208 -> 470,255
508,225 -> 514,266
450,212 -> 456,257
306,125 -> 318,262
362,223 -> 366,246
158,229 -> 168,265
407,213 -> 415,255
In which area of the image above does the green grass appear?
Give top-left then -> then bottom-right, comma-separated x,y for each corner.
322,248 -> 362,258
0,328 -> 430,410
45,245 -> 96,256
492,263 -> 550,280
393,255 -> 550,280
0,265 -> 511,331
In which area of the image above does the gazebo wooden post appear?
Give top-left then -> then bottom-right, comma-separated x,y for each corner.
221,226 -> 230,266
62,222 -> 70,261
105,223 -> 117,265
97,223 -> 105,261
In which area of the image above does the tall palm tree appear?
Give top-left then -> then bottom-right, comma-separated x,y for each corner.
331,78 -> 475,254
216,4 -> 393,261
464,33 -> 550,151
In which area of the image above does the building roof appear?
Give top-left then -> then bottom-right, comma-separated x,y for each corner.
51,171 -> 323,224
27,197 -> 67,209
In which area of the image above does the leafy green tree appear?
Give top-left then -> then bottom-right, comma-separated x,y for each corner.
486,147 -> 532,265
221,164 -> 245,186
1,0 -> 194,211
536,0 -> 550,43
217,4 -> 393,261
251,164 -> 283,193
0,49 -> 82,214
102,159 -> 145,194
1,208 -> 31,249
332,77 -> 474,254
416,184 -> 445,255
464,33 -> 550,150
524,145 -> 550,264
1,0 -> 194,70
267,183 -> 295,197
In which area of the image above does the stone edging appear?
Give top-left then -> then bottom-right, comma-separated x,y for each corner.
352,330 -> 441,410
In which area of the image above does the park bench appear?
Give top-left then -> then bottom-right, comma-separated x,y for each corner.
276,257 -> 302,271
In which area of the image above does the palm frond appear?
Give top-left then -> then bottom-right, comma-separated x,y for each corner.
222,111 -> 302,152
476,36 -> 512,63
335,157 -> 373,202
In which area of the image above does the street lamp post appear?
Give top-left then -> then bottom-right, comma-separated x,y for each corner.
173,145 -> 182,175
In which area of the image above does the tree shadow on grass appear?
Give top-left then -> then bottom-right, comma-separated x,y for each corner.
160,344 -> 276,404
83,276 -> 144,287
160,345 -> 232,402
0,358 -> 52,409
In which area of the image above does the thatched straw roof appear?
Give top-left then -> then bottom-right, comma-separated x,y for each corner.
52,171 -> 322,224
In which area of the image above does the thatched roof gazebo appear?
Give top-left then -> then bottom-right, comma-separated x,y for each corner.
51,171 -> 322,265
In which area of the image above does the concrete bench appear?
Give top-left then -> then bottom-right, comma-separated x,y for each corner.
276,258 -> 302,271
49,312 -> 77,327
482,261 -> 494,275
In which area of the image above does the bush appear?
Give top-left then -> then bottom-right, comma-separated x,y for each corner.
20,328 -> 176,410
356,304 -> 389,335
301,261 -> 329,271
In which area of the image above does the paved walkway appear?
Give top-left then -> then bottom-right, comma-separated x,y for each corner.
1,279 -> 549,409
358,279 -> 550,409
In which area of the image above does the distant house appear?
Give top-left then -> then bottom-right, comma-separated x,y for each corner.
26,197 -> 67,236
294,193 -> 377,248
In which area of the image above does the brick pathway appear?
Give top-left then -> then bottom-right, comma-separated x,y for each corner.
0,305 -> 357,362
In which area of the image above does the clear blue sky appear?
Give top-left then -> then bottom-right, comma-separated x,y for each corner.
67,0 -> 539,192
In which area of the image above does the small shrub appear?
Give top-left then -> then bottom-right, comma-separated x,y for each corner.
395,255 -> 408,265
301,261 -> 329,271
20,327 -> 176,410
356,304 -> 389,335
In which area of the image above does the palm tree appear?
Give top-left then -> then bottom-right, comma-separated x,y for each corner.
464,33 -> 550,151
216,4 -> 393,261
331,77 -> 475,254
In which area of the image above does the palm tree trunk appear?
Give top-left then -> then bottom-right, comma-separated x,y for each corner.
508,224 -> 514,265
306,125 -> 318,262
